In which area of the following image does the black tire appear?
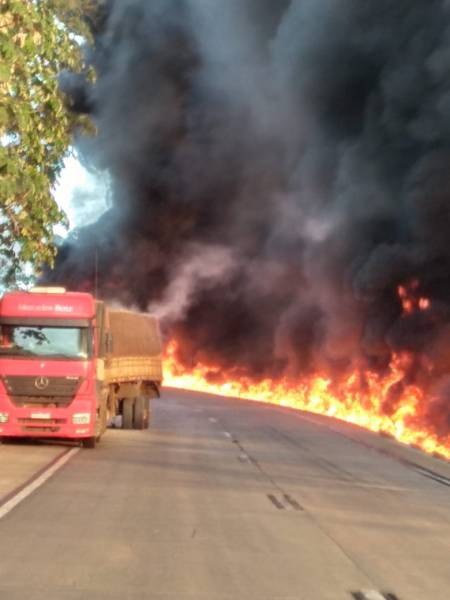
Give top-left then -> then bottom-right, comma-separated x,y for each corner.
122,399 -> 134,429
0,436 -> 15,444
133,397 -> 149,430
82,436 -> 96,449
97,401 -> 108,440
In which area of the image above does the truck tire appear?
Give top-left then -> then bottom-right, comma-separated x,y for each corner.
82,436 -> 96,449
133,396 -> 149,430
97,401 -> 108,440
122,399 -> 134,429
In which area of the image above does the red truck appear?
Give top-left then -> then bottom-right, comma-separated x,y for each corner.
0,287 -> 163,447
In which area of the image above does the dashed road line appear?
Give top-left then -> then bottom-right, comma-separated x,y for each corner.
283,493 -> 304,511
222,429 -> 306,512
352,591 -> 399,600
0,447 -> 79,520
266,493 -> 303,511
267,493 -> 285,510
238,452 -> 250,463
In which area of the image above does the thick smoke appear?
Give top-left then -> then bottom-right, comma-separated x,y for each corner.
49,0 -> 450,432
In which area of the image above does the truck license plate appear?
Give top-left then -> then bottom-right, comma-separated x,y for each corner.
31,413 -> 51,419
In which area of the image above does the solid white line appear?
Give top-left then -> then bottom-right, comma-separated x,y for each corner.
0,447 -> 80,520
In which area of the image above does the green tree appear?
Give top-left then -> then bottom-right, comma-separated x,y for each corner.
0,0 -> 93,285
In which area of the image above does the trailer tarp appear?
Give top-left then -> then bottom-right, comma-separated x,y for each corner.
109,310 -> 161,358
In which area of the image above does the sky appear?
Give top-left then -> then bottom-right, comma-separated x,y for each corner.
52,153 -> 110,236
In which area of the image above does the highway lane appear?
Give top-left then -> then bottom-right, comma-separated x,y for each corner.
0,388 -> 449,600
0,443 -> 70,501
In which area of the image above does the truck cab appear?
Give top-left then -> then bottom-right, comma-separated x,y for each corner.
0,287 -> 100,446
0,287 -> 163,448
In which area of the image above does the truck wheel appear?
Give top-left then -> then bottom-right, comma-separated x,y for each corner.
122,399 -> 134,429
97,402 -> 108,439
0,437 -> 14,444
82,436 -> 96,449
133,397 -> 149,430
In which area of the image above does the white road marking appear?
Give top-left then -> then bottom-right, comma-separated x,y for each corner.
223,431 -> 232,438
208,417 -> 218,423
358,591 -> 388,600
0,447 -> 79,520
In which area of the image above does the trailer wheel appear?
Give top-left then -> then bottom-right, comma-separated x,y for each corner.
97,401 -> 108,439
133,397 -> 149,430
82,436 -> 96,449
122,399 -> 134,429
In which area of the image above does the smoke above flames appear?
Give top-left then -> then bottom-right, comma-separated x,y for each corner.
49,0 -> 450,435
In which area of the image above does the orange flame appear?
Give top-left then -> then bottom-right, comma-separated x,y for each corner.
398,281 -> 431,315
419,298 -> 430,311
164,341 -> 450,460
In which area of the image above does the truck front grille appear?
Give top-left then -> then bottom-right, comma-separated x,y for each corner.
2,376 -> 82,407
21,426 -> 61,433
18,418 -> 67,425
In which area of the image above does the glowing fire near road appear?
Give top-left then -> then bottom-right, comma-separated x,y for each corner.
164,340 -> 450,461
164,282 -> 450,460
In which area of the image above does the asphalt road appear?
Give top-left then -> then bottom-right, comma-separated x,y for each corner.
0,388 -> 449,600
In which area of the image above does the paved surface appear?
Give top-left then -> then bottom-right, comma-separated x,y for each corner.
0,388 -> 449,599
0,442 -> 68,501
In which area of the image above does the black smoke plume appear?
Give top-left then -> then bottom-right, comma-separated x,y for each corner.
49,0 -> 450,435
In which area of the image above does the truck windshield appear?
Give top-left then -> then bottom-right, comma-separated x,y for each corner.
0,325 -> 90,359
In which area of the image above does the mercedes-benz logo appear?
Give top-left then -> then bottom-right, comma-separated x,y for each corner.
34,377 -> 49,391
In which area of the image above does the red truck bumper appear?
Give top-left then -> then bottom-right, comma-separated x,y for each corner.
0,396 -> 95,441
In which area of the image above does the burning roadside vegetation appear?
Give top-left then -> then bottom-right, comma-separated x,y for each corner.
47,0 -> 450,458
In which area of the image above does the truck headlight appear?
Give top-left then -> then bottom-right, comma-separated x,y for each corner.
72,413 -> 91,425
0,413 -> 9,424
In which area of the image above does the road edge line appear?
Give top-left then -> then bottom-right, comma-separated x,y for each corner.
0,447 -> 80,520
